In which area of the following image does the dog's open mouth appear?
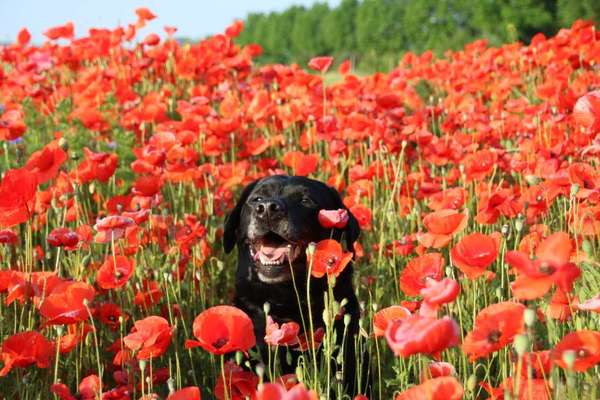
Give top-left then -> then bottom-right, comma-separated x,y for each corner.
249,231 -> 303,267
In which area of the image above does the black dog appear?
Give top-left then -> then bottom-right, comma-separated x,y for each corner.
223,175 -> 364,394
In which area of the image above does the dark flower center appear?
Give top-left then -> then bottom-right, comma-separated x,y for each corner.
212,337 -> 228,349
538,262 -> 555,275
487,329 -> 502,344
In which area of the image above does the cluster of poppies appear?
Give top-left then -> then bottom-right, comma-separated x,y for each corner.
0,7 -> 599,400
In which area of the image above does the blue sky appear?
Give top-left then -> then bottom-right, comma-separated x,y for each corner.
0,0 -> 340,44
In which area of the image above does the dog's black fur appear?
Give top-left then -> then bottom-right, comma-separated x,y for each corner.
223,175 -> 364,394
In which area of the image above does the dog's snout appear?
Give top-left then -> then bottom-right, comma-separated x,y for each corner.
254,198 -> 286,220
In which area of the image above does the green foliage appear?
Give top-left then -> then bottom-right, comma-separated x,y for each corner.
237,0 -> 599,72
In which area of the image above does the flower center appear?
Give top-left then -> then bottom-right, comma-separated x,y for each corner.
212,337 -> 228,349
538,262 -> 555,275
487,329 -> 502,344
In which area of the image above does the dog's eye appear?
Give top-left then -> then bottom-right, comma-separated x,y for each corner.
252,196 -> 264,203
301,196 -> 315,206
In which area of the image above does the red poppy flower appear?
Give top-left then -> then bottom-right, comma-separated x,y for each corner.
506,232 -> 581,300
385,315 -> 460,358
50,383 -> 76,400
349,203 -> 372,230
417,209 -> 468,248
47,227 -> 80,249
427,187 -> 466,211
44,22 -> 74,40
282,151 -> 319,176
57,323 -> 91,354
451,232 -> 500,279
481,377 -> 551,400
318,209 -> 349,229
135,7 -> 157,22
419,278 -> 460,317
39,281 -> 96,326
123,316 -> 173,360
185,305 -> 256,355
79,374 -> 101,399
94,215 -> 135,243
421,361 -> 456,382
395,376 -> 463,400
225,20 -> 244,38
308,56 -> 333,73
0,229 -> 18,245
295,327 -> 325,352
573,90 -> 600,132
96,255 -> 135,289
75,148 -> 118,184
0,331 -> 53,376
399,253 -> 444,297
256,382 -> 318,400
133,280 -> 163,307
25,141 -> 67,184
308,239 -> 353,278
98,302 -> 126,331
373,305 -> 411,337
338,59 -> 351,75
0,168 -> 38,228
462,302 -> 525,361
552,330 -> 600,372
214,362 -> 258,400
265,316 -> 300,346
168,387 -> 201,400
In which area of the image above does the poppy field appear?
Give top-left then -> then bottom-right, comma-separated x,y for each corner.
1,9 -> 600,400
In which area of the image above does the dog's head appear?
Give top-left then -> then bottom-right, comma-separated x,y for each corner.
224,175 -> 360,284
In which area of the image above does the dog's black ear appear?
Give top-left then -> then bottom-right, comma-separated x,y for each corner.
327,186 -> 361,251
224,180 -> 259,253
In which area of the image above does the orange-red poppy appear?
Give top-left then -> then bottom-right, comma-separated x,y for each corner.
0,168 -> 38,228
395,376 -> 463,400
282,151 -> 320,176
385,315 -> 460,358
39,281 -> 96,326
417,209 -> 468,248
264,316 -> 300,346
185,305 -> 256,355
399,253 -> 444,297
47,227 -> 80,249
214,362 -> 258,400
0,331 -> 53,376
168,387 -> 201,400
506,231 -> 581,300
309,239 -> 353,279
96,255 -> 135,289
123,316 -> 173,360
552,330 -> 600,372
450,232 -> 500,279
462,302 -> 525,361
25,141 -> 67,184
573,90 -> 600,132
373,305 -> 411,337
421,361 -> 456,382
308,56 -> 333,73
94,215 -> 135,243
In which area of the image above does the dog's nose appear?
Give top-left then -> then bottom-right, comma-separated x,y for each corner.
255,199 -> 286,220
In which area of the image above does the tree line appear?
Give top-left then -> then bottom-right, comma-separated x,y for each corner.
235,0 -> 600,71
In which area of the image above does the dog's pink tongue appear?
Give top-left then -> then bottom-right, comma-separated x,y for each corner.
259,244 -> 288,259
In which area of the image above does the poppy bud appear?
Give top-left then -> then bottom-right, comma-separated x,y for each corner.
570,184 -> 580,197
263,302 -> 270,315
255,363 -> 265,379
139,359 -> 147,372
466,374 -> 477,392
513,334 -> 529,356
515,218 -> 524,233
501,224 -> 510,238
562,350 -> 576,370
344,314 -> 351,327
306,242 -> 316,257
524,308 -> 536,327
235,351 -> 243,365
167,378 -> 175,393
